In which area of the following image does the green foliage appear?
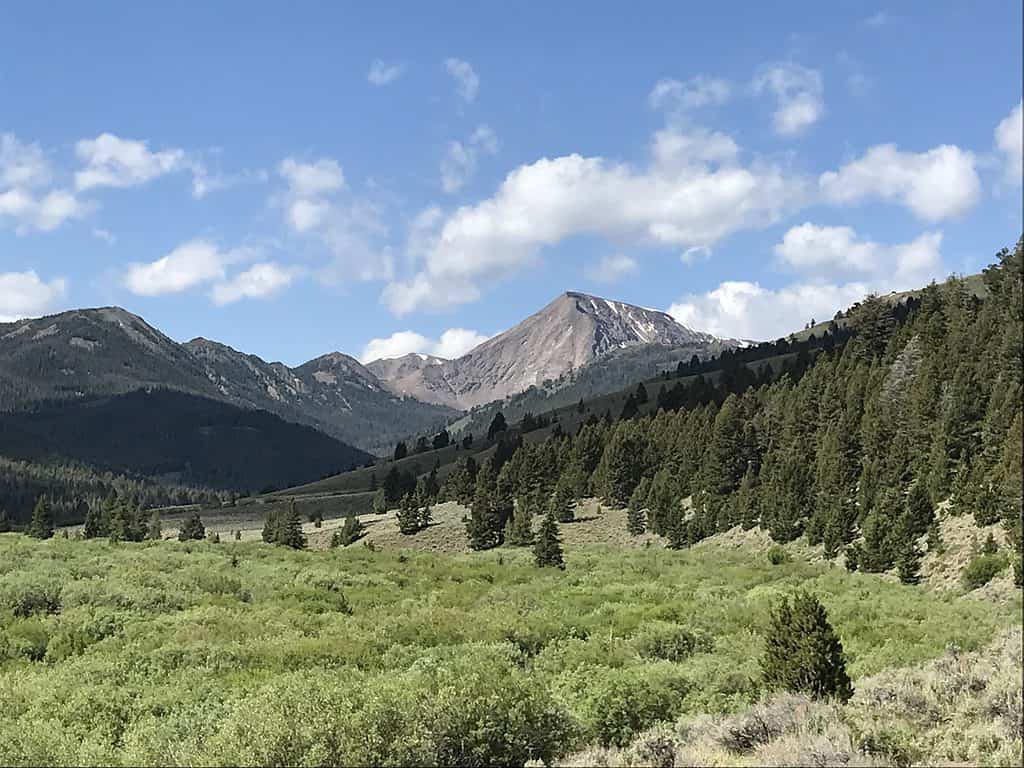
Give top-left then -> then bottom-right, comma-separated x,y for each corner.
396,493 -> 428,535
762,592 -> 853,702
177,512 -> 205,541
27,495 -> 53,540
767,545 -> 790,566
534,512 -> 564,569
332,515 -> 364,547
962,553 -> 1007,591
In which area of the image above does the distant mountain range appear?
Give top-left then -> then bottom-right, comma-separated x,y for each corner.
0,291 -> 733,491
366,291 -> 736,410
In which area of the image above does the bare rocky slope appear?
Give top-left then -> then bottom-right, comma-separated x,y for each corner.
368,291 -> 734,410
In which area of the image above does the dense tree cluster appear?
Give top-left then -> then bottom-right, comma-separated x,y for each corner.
439,241 -> 1022,573
262,502 -> 306,548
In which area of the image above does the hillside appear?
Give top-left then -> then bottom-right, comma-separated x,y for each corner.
0,389 -> 372,499
368,291 -> 735,410
0,308 -> 455,455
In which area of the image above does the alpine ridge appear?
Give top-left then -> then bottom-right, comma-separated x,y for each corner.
367,291 -> 735,410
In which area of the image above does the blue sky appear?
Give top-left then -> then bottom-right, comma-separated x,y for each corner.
1,1 -> 1021,365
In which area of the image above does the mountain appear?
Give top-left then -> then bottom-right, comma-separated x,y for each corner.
368,291 -> 735,410
0,308 -> 456,456
0,389 -> 373,494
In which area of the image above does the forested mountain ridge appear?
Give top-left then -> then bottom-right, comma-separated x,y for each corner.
0,308 -> 456,455
368,291 -> 738,410
438,239 -> 1022,579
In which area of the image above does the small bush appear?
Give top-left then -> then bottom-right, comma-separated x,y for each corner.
634,623 -> 709,662
962,554 -> 1007,591
767,546 -> 790,566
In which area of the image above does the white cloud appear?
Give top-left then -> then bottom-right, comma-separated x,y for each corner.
648,76 -> 731,111
75,133 -> 188,190
0,187 -> 87,233
368,59 -> 404,86
670,225 -> 946,341
384,126 -> 806,314
774,223 -> 943,285
0,134 -> 51,188
995,101 -> 1023,185
124,239 -> 248,297
440,125 -> 498,193
0,271 -> 67,322
211,262 -> 299,305
586,254 -> 638,283
669,280 -> 870,340
820,143 -> 979,220
360,327 -> 490,362
862,11 -> 889,27
275,157 -> 392,282
753,63 -> 824,136
191,166 -> 268,199
445,58 -> 479,103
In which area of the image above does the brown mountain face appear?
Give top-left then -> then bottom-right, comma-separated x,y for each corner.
367,291 -> 732,410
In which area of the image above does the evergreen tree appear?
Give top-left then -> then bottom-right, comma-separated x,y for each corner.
895,521 -> 923,585
626,483 -> 647,536
397,493 -> 422,535
635,382 -> 649,404
903,481 -> 934,539
333,514 -> 364,546
505,498 -> 534,546
279,501 -> 306,549
487,412 -> 508,440
27,495 -> 54,539
393,441 -> 408,461
178,512 -> 205,541
619,393 -> 639,420
762,592 -> 853,702
534,511 -> 564,569
548,474 -> 576,523
0,508 -> 9,533
147,510 -> 162,540
82,502 -> 108,539
372,488 -> 387,514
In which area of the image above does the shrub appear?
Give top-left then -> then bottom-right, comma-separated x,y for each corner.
962,554 -> 1007,591
767,545 -> 790,565
761,592 -> 852,702
634,623 -> 708,662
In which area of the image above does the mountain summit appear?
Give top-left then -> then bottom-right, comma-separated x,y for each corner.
368,291 -> 728,410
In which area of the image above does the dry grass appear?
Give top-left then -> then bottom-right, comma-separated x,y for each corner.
550,626 -> 1023,767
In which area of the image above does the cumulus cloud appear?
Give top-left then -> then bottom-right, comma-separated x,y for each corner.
0,134 -> 51,189
669,225 -> 946,341
124,239 -> 247,297
648,76 -> 731,112
368,59 -> 404,86
774,223 -> 943,284
445,58 -> 479,103
75,133 -> 189,190
360,327 -> 490,362
211,262 -> 299,305
441,125 -> 498,193
0,134 -> 86,233
820,143 -> 979,220
383,126 -> 807,314
753,63 -> 825,136
0,271 -> 67,322
995,101 -> 1023,185
669,280 -> 870,341
275,157 -> 392,283
586,254 -> 638,283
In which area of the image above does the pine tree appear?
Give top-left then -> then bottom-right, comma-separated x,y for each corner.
333,515 -> 363,546
83,502 -> 108,539
896,537 -> 923,584
397,493 -> 422,535
487,412 -> 508,440
27,495 -> 54,539
635,382 -> 649,404
147,510 -> 162,540
534,511 -> 564,569
178,512 -> 205,541
548,474 -> 576,523
279,501 -> 306,549
762,591 -> 853,702
0,508 -> 10,533
903,481 -> 934,539
372,488 -> 387,514
393,441 -> 408,461
262,507 -> 282,543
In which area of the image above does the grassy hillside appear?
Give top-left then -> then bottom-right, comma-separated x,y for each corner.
0,531 -> 1017,766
